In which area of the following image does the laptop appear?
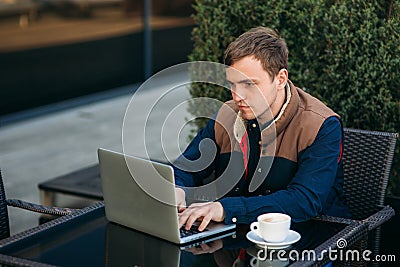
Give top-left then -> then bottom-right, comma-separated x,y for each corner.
97,148 -> 236,246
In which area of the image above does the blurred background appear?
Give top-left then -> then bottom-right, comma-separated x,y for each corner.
0,0 -> 195,235
0,0 -> 194,118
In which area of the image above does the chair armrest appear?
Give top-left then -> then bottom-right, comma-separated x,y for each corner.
313,214 -> 357,225
6,199 -> 80,216
361,205 -> 395,230
314,205 -> 395,231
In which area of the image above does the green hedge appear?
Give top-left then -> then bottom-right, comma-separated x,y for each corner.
188,0 -> 400,196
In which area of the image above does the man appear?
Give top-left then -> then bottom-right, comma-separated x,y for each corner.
174,27 -> 350,232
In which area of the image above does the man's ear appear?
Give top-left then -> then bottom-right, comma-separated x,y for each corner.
277,69 -> 288,89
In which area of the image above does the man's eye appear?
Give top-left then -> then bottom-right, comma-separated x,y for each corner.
227,82 -> 234,88
245,82 -> 255,87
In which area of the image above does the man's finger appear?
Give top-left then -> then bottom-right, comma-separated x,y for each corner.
198,213 -> 212,231
200,243 -> 212,251
177,205 -> 186,213
185,211 -> 200,230
178,210 -> 190,229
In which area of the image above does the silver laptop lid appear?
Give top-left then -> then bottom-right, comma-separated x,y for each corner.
98,148 -> 181,243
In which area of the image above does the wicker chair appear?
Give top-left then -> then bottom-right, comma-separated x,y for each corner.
319,128 -> 398,263
0,170 -> 79,240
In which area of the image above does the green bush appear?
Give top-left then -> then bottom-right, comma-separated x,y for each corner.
188,0 -> 400,196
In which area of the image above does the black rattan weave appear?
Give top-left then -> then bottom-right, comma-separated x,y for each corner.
316,128 -> 398,266
0,172 -> 10,240
343,128 -> 398,261
342,128 -> 398,220
290,221 -> 369,267
0,202 -> 104,267
0,253 -> 55,267
0,170 -> 80,240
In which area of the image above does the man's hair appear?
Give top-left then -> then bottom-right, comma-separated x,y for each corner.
224,27 -> 289,80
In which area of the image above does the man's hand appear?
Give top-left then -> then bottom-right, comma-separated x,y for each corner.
186,239 -> 223,255
178,201 -> 225,231
175,187 -> 186,212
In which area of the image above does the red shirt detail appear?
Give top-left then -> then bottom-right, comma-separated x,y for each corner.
240,132 -> 249,178
238,248 -> 247,260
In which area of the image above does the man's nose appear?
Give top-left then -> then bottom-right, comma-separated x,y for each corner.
232,89 -> 245,101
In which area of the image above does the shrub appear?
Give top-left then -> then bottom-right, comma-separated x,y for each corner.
188,0 -> 400,196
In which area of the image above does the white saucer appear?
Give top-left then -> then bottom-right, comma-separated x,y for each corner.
246,230 -> 301,249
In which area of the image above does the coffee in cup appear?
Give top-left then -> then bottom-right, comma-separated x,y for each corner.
250,213 -> 291,243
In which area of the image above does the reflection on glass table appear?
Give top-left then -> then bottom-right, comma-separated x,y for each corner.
0,203 -> 367,267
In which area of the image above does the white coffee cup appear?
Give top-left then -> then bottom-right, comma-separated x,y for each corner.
250,213 -> 291,243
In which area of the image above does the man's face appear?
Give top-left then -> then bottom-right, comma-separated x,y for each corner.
226,56 -> 282,121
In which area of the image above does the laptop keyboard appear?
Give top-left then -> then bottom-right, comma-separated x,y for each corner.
180,225 -> 208,237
